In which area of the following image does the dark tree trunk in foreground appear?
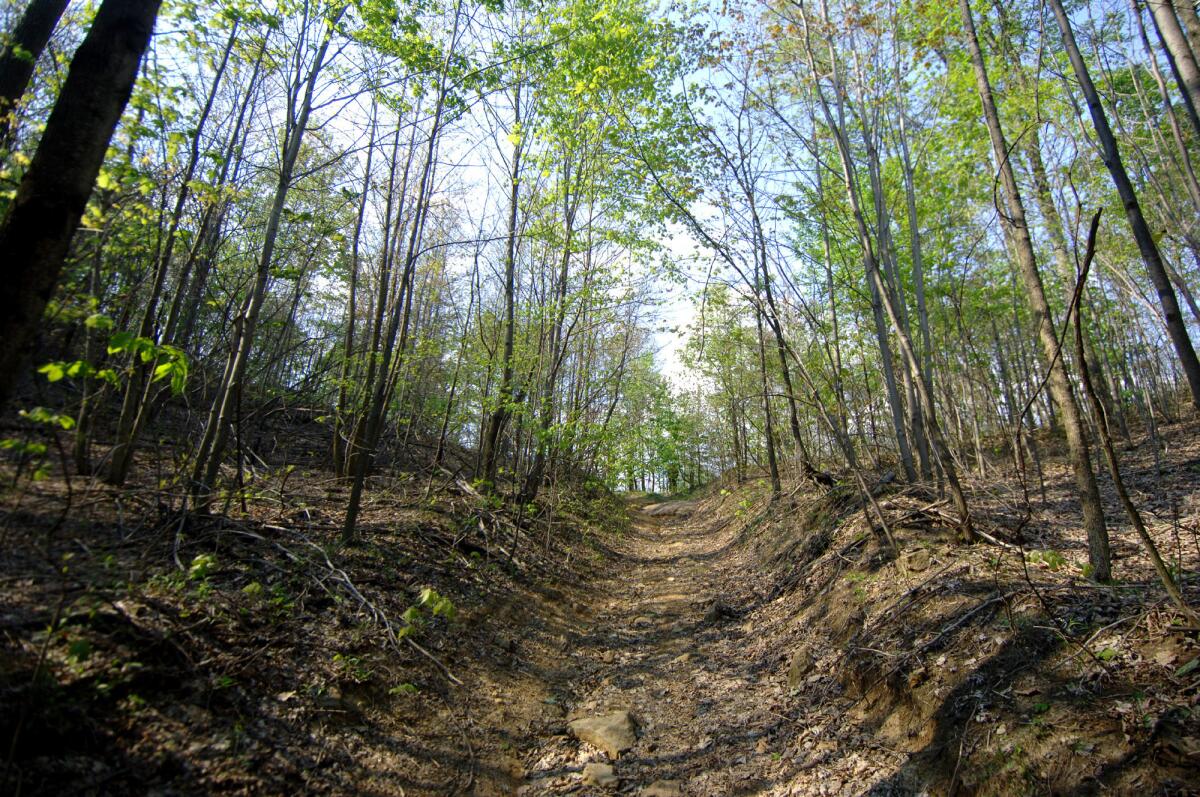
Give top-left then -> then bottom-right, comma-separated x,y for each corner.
0,0 -> 71,143
0,0 -> 162,412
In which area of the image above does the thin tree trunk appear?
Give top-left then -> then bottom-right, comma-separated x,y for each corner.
858,86 -> 930,482
754,299 -> 782,498
522,154 -> 583,502
1050,0 -> 1200,410
800,0 -> 970,533
1073,212 -> 1196,619
1023,127 -> 1123,437
895,88 -> 936,482
106,21 -> 237,485
961,0 -> 1110,578
342,2 -> 462,541
191,12 -> 339,506
333,101 -> 377,475
481,82 -> 525,490
166,39 -> 264,350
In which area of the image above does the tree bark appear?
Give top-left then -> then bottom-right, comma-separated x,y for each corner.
1050,0 -> 1200,410
1148,0 -> 1200,139
0,0 -> 71,144
0,0 -> 162,412
1174,0 -> 1200,56
961,0 -> 1111,578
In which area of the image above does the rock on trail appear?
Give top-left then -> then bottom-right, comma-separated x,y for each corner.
581,762 -> 619,788
568,710 -> 637,758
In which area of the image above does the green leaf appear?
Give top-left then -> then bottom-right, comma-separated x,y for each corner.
188,553 -> 215,581
67,639 -> 93,662
38,363 -> 65,382
107,330 -> 134,354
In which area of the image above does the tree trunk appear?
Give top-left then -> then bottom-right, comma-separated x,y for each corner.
861,98 -> 930,482
798,1 -> 971,536
961,0 -> 1110,578
333,101 -> 377,476
750,197 -> 820,478
0,0 -> 71,144
1023,127 -> 1123,437
895,92 -> 937,482
522,154 -> 582,502
1050,0 -> 1200,410
1132,0 -> 1200,216
106,21 -> 237,485
1148,0 -> 1200,139
190,13 -> 338,507
480,82 -> 524,491
754,300 -> 782,498
0,0 -> 162,412
341,1 -> 463,542
1174,0 -> 1200,56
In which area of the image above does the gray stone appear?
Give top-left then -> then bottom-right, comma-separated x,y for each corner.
787,648 -> 813,691
583,762 -> 619,788
569,711 -> 637,758
906,548 -> 931,572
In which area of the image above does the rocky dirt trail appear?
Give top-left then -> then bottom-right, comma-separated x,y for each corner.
511,498 -> 806,795
482,440 -> 1200,797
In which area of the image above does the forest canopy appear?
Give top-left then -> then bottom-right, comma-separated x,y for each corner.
1,0 -> 1199,565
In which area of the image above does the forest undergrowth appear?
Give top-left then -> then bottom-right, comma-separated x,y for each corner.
0,407 -> 631,794
2,409 -> 1198,795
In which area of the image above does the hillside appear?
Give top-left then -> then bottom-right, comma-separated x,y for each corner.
2,415 -> 1199,795
7,0 -> 1200,793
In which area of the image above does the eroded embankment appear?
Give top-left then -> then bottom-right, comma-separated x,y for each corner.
4,422 -> 1199,796
498,429 -> 1200,795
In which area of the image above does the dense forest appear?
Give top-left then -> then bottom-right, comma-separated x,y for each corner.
2,0 -> 1200,793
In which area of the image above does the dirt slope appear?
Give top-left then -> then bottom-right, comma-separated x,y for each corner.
495,477 -> 1199,796
4,421 -> 1200,795
512,498 -> 778,793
